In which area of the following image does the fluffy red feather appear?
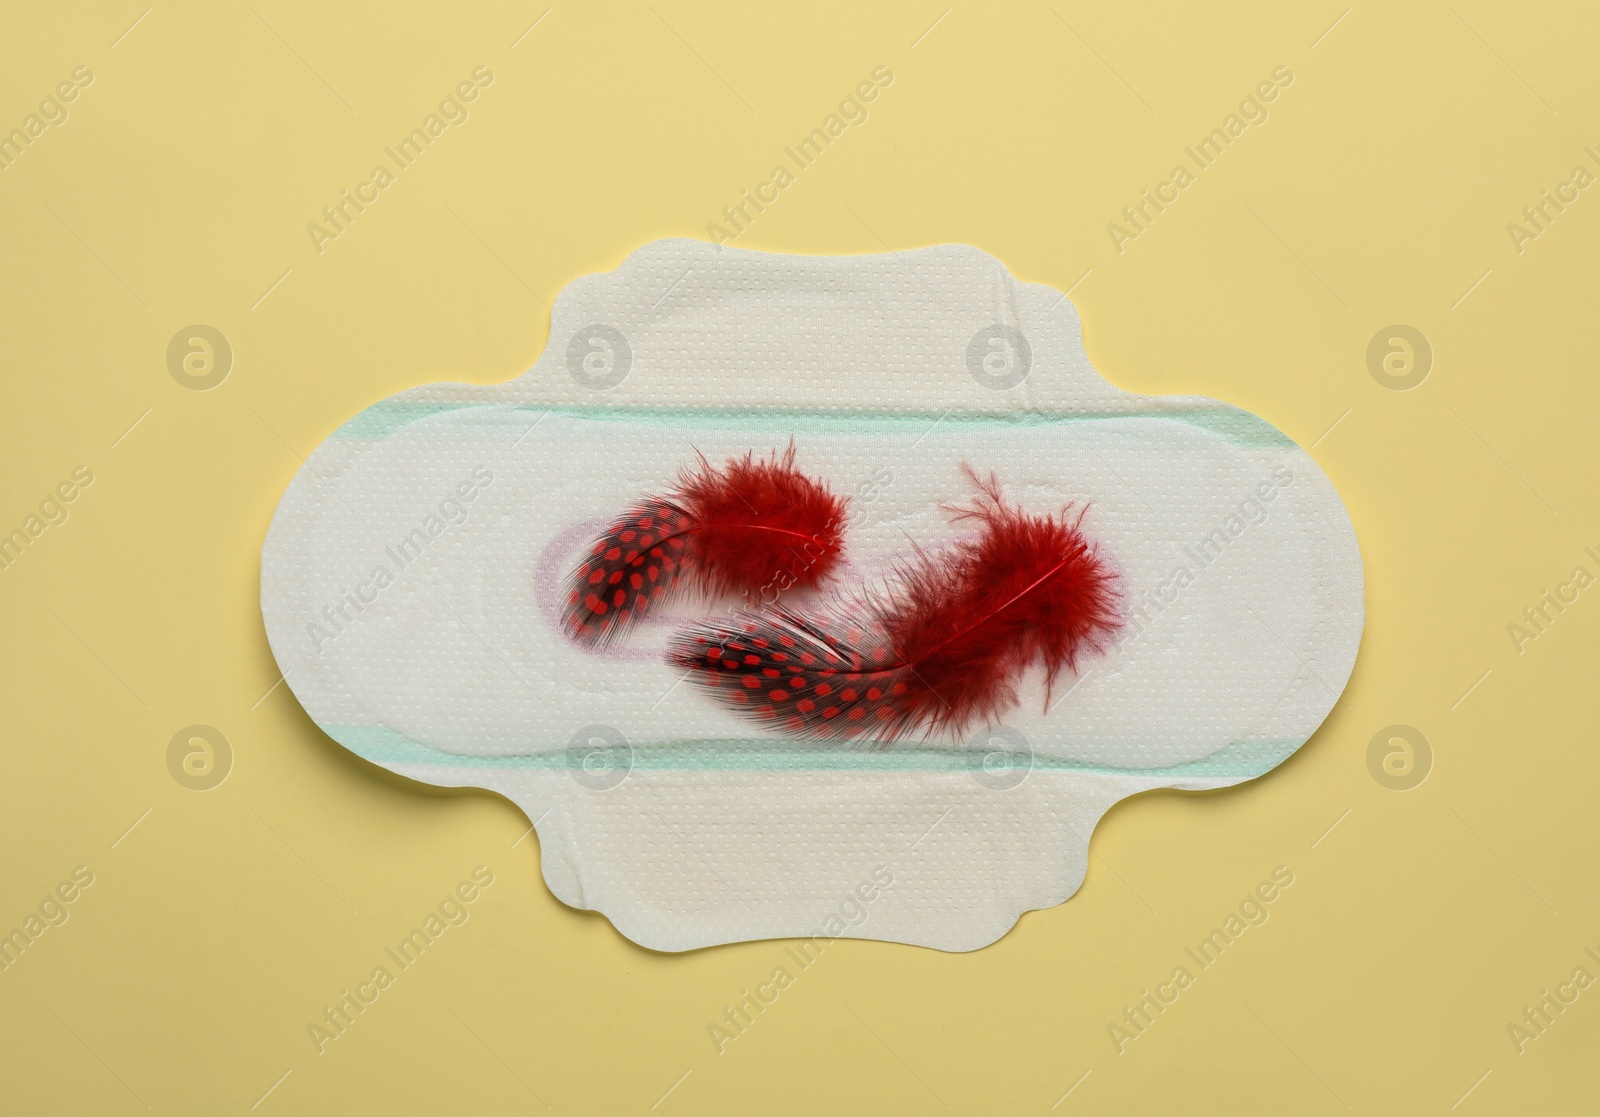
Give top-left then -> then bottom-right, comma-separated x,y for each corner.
562,445 -> 847,646
667,468 -> 1121,739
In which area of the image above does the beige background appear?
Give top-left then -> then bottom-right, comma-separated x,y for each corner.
1,1 -> 1596,1113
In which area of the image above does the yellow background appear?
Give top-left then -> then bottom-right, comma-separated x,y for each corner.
2,2 -> 1596,1113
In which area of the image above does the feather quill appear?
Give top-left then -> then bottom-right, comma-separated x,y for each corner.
667,468 -> 1121,738
562,445 -> 847,646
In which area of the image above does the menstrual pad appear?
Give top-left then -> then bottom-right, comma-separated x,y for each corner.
260,239 -> 1363,952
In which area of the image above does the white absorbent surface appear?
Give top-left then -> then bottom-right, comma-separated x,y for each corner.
261,239 -> 1363,952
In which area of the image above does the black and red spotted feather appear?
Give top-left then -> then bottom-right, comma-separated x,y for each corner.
668,468 -> 1122,739
562,446 -> 847,646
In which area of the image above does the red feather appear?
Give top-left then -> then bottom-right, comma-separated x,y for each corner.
667,467 -> 1121,739
563,445 -> 847,646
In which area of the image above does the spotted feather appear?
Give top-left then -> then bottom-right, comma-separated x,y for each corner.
563,446 -> 847,646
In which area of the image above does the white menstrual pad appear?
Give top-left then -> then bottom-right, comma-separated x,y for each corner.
261,239 -> 1363,952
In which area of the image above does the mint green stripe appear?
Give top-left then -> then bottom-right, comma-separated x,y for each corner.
330,400 -> 1296,450
323,724 -> 1299,780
